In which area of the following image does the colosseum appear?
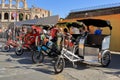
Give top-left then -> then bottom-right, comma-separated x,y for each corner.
0,0 -> 51,31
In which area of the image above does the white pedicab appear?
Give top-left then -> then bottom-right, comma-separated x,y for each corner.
54,19 -> 112,73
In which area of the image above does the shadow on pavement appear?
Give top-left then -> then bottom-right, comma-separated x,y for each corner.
62,53 -> 120,71
17,58 -> 33,64
3,50 -> 120,75
10,51 -> 32,58
9,58 -> 55,75
104,71 -> 120,78
32,67 -> 55,75
64,60 -> 90,70
102,54 -> 120,78
4,51 -> 34,64
108,54 -> 120,69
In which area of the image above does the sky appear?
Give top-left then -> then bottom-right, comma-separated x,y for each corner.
27,0 -> 120,18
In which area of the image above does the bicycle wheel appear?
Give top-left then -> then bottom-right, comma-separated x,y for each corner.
15,47 -> 23,56
101,51 -> 111,67
32,51 -> 44,64
54,57 -> 65,74
2,44 -> 10,52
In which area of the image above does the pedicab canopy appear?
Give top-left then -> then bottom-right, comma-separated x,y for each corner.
77,19 -> 112,30
57,22 -> 83,28
56,22 -> 84,34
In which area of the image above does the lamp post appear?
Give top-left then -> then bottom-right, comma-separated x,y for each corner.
12,10 -> 17,40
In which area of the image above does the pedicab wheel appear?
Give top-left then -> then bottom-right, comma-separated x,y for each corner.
54,57 -> 65,74
101,51 -> 111,67
32,51 -> 44,64
2,44 -> 10,52
15,47 -> 23,56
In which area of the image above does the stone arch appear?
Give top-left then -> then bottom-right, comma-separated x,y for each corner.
19,13 -> 23,21
4,0 -> 9,4
42,14 -> 44,17
4,0 -> 9,8
19,1 -> 24,8
0,13 -> 1,20
0,0 -> 1,4
4,12 -> 9,20
19,0 -> 26,2
34,15 -> 38,19
11,13 -> 14,20
26,14 -> 31,20
18,0 -> 27,9
12,0 -> 17,8
1,0 -> 27,9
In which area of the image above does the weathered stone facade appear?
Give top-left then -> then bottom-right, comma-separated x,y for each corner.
0,0 -> 51,31
66,6 -> 120,19
64,5 -> 120,52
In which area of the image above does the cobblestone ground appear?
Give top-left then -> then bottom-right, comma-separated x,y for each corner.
0,51 -> 120,80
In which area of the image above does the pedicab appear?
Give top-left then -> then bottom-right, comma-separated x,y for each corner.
54,19 -> 112,73
1,38 -> 19,52
1,26 -> 20,52
15,25 -> 41,56
32,25 -> 61,63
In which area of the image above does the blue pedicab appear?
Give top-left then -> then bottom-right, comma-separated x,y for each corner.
54,19 -> 112,73
32,33 -> 61,64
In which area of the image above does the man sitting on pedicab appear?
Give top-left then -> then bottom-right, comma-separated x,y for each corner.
49,25 -> 58,42
63,28 -> 74,50
23,28 -> 37,50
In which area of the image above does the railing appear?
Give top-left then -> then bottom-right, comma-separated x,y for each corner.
71,2 -> 120,12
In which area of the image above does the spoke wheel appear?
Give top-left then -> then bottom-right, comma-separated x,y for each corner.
54,57 -> 65,74
101,51 -> 111,67
15,47 -> 23,56
32,51 -> 44,64
2,44 -> 10,52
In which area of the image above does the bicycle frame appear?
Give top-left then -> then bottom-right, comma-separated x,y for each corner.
59,35 -> 83,67
54,19 -> 112,73
37,40 -> 59,57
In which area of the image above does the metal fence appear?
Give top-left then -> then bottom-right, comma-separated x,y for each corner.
71,2 -> 120,12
